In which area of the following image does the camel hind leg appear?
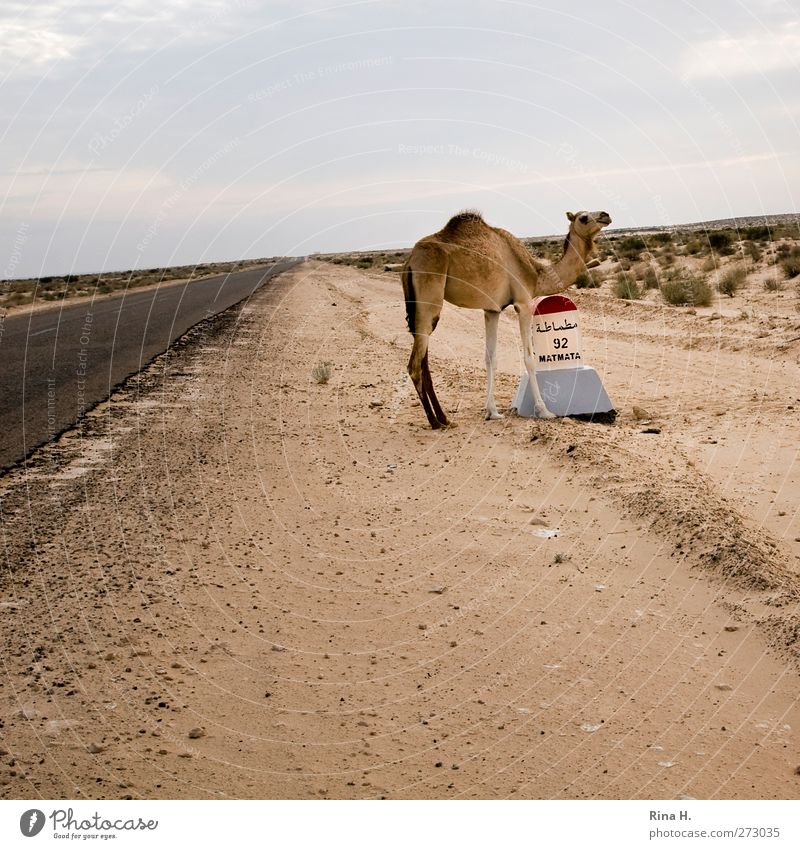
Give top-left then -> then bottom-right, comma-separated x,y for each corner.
404,266 -> 451,429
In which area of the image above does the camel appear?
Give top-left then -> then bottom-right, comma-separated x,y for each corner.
402,209 -> 612,428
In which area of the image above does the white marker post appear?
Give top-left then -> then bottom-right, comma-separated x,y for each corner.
512,294 -> 615,419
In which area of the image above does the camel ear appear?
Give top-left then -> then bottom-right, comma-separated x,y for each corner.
566,211 -> 575,222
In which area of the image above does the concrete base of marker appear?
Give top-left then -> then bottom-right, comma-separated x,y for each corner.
512,365 -> 615,418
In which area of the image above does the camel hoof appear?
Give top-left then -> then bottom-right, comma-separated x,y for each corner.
485,411 -> 505,421
535,407 -> 557,419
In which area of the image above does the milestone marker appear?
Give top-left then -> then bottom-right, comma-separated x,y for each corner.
512,294 -> 615,419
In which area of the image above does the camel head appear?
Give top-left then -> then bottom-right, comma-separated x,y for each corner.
565,210 -> 612,260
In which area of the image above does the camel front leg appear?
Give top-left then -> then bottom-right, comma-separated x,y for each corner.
484,311 -> 503,420
516,308 -> 556,419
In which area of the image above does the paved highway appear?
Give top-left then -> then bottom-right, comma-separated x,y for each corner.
0,259 -> 300,470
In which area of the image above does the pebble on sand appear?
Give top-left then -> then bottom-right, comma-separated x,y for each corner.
87,743 -> 105,754
188,727 -> 206,739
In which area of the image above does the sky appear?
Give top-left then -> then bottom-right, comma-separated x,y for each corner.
1,0 -> 799,278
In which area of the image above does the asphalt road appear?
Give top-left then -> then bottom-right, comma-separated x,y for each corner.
0,258 -> 300,471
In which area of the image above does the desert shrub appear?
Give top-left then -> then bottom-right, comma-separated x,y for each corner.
643,267 -> 660,289
685,237 -> 704,255
740,226 -> 770,242
614,272 -> 641,300
574,271 -> 602,289
615,235 -> 648,261
650,232 -> 673,246
718,264 -> 747,297
355,256 -> 373,268
700,256 -> 716,273
708,231 -> 733,253
743,241 -> 762,263
763,276 -> 783,292
660,272 -> 712,306
779,248 -> 800,278
776,243 -> 791,255
312,361 -> 332,384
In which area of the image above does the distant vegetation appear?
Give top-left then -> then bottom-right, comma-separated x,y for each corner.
1,257 -> 279,311
327,220 -> 800,313
327,251 -> 408,270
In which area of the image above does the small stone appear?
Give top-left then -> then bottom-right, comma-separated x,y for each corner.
723,625 -> 739,632
178,752 -> 193,758
428,586 -> 446,594
794,765 -> 800,776
87,742 -> 105,754
188,727 -> 205,739
103,652 -> 116,661
714,684 -> 733,691
632,406 -> 652,420
271,644 -> 286,652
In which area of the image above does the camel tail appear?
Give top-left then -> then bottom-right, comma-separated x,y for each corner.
402,264 -> 415,335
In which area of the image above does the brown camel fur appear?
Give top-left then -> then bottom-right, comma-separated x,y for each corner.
402,209 -> 612,428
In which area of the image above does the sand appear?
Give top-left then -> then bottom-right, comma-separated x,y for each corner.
1,259 -> 799,800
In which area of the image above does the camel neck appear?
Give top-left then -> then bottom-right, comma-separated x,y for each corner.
533,230 -> 592,296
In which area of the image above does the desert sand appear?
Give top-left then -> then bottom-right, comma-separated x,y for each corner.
1,259 -> 799,799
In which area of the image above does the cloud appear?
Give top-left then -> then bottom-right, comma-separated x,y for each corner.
682,21 -> 800,78
0,0 -> 254,75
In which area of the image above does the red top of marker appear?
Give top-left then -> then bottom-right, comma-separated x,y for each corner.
532,295 -> 577,316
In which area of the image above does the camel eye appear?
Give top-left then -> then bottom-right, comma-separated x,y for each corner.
579,214 -> 589,224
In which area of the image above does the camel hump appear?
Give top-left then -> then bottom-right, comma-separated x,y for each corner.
441,209 -> 485,233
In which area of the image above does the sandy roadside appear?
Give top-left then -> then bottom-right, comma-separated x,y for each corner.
0,260 -> 798,800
